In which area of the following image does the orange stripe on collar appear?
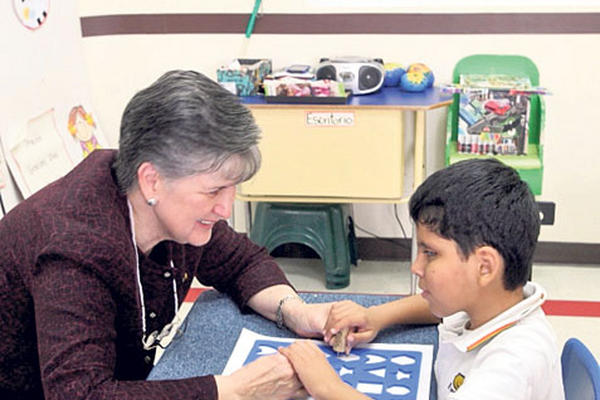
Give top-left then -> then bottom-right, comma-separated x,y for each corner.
466,321 -> 518,352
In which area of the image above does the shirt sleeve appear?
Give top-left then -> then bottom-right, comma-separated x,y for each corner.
193,221 -> 293,309
32,254 -> 218,400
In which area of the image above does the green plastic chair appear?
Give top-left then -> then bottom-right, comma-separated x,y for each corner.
250,203 -> 355,289
446,54 -> 545,195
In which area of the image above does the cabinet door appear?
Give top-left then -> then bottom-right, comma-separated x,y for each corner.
239,107 -> 404,200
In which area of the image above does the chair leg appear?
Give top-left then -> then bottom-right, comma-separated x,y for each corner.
324,206 -> 351,289
347,216 -> 358,266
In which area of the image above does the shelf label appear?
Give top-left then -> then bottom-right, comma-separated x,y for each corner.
305,111 -> 355,127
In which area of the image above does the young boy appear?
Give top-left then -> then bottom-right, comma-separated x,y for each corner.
279,158 -> 564,400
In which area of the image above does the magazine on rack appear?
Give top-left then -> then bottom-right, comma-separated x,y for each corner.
457,74 -> 532,156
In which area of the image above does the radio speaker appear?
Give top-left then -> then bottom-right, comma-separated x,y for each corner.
315,57 -> 385,95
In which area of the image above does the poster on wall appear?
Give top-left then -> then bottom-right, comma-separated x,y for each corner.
3,97 -> 109,199
0,1 -> 110,206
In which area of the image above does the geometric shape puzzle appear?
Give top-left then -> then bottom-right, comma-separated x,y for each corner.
223,328 -> 433,400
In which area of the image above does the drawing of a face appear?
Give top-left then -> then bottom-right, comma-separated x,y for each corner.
13,0 -> 49,30
73,113 -> 93,142
68,105 -> 96,142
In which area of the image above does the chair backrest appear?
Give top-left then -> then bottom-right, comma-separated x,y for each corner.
561,337 -> 600,400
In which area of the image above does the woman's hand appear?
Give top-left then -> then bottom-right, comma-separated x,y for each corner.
214,353 -> 307,400
246,285 -> 331,338
323,300 -> 382,353
283,301 -> 333,338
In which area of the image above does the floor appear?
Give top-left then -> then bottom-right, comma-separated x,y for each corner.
160,258 -> 600,364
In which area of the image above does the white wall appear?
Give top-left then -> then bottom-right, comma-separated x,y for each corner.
74,1 -> 600,244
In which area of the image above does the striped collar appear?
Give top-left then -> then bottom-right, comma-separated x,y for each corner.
438,282 -> 547,352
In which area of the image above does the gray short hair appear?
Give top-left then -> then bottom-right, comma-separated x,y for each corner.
112,70 -> 261,193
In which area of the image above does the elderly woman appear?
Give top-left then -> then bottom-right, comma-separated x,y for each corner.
0,70 -> 329,399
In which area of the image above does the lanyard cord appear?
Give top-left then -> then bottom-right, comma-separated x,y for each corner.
170,259 -> 179,315
127,199 -> 178,342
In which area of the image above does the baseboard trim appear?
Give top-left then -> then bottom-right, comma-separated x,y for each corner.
271,239 -> 600,265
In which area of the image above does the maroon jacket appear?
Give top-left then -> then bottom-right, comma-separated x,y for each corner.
0,150 -> 290,399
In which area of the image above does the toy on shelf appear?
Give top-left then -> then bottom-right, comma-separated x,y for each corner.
383,63 -> 406,87
399,63 -> 435,92
217,58 -> 272,96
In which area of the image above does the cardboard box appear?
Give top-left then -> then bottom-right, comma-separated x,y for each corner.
217,59 -> 272,96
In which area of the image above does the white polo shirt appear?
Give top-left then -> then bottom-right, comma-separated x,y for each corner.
435,282 -> 564,400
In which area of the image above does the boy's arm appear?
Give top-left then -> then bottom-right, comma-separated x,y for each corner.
324,295 -> 440,351
370,294 -> 440,327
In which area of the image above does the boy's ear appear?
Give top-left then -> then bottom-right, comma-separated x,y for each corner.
137,162 -> 161,200
474,246 -> 503,287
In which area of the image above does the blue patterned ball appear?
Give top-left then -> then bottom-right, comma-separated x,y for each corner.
383,63 -> 406,87
400,71 -> 428,92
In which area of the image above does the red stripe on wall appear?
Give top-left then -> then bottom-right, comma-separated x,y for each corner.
184,289 -> 600,318
543,300 -> 600,318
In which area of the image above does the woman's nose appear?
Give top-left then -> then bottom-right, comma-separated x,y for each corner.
212,186 -> 236,218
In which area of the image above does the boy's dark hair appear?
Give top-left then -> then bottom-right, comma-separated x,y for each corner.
409,158 -> 540,290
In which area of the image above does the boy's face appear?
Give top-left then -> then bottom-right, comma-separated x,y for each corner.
411,223 -> 481,319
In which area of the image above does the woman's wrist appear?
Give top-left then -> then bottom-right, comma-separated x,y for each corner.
214,374 -> 240,400
276,294 -> 305,329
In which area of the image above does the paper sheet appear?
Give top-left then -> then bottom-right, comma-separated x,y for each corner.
9,109 -> 73,197
223,328 -> 433,400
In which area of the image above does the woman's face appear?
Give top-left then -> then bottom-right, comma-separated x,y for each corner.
152,167 -> 237,247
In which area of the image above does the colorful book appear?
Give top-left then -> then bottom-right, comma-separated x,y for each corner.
456,74 -> 532,156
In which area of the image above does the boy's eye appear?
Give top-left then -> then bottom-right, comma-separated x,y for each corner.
423,249 -> 437,257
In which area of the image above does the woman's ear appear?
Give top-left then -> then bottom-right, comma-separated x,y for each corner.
474,246 -> 503,288
137,162 -> 161,201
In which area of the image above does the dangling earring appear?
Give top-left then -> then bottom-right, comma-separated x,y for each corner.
147,198 -> 157,206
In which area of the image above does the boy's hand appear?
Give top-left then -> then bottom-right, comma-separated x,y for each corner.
322,300 -> 382,353
279,341 -> 342,400
215,353 -> 307,400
